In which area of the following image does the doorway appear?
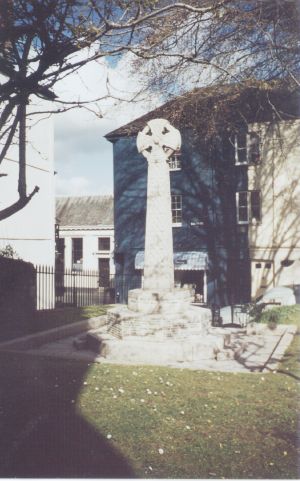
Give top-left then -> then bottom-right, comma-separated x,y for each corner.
98,258 -> 110,287
174,270 -> 205,303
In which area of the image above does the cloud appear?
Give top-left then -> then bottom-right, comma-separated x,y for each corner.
53,50 -> 162,197
55,176 -> 93,196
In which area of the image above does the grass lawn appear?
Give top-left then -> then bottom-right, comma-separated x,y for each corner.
0,306 -> 299,478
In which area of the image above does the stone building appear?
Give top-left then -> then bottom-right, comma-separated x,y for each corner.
106,82 -> 300,306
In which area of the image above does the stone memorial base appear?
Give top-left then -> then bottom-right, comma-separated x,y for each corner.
86,330 -> 229,364
128,287 -> 193,315
83,286 -> 238,364
105,303 -> 211,339
84,287 -> 230,362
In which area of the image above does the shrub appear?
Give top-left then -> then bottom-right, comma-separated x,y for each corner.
0,244 -> 20,259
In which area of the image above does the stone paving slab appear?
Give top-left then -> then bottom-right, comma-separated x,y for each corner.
14,322 -> 297,373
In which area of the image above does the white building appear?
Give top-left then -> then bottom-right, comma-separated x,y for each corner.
56,195 -> 114,286
0,112 -> 55,266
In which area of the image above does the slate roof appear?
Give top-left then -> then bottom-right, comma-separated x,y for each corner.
56,195 -> 113,227
105,81 -> 300,140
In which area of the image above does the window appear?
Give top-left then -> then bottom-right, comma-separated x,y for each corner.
98,237 -> 110,251
168,152 -> 181,170
236,191 -> 261,224
72,238 -> 83,270
235,132 -> 261,165
99,258 -> 110,287
171,194 -> 182,225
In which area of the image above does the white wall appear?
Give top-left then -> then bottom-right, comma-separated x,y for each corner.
59,226 -> 115,275
0,110 -> 55,266
249,119 -> 300,298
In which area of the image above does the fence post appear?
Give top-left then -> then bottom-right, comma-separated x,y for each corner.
72,270 -> 77,307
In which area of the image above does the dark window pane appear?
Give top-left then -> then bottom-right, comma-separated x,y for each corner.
251,190 -> 261,221
239,207 -> 248,222
235,133 -> 247,163
98,237 -> 110,250
248,132 -> 260,164
237,192 -> 249,222
239,191 -> 248,207
72,238 -> 83,269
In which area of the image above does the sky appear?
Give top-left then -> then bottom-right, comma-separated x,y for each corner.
53,51 -> 161,197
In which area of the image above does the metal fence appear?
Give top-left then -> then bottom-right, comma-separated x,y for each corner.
35,265 -> 115,310
211,304 -> 250,327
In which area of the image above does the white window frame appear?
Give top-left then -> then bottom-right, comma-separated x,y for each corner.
235,131 -> 261,165
171,194 -> 182,226
236,190 -> 261,224
168,152 -> 182,171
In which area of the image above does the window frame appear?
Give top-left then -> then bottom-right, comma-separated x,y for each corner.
72,237 -> 83,270
236,190 -> 261,224
171,194 -> 182,226
235,131 -> 261,166
168,152 -> 182,171
98,237 -> 111,251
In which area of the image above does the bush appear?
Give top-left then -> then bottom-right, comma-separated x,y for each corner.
248,304 -> 300,328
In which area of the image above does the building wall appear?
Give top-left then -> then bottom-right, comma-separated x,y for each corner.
58,226 -> 115,275
248,119 -> 300,298
113,118 -> 300,306
112,129 -> 249,306
0,112 -> 55,266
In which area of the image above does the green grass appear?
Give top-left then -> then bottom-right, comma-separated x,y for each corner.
0,305 -> 111,341
0,306 -> 299,478
258,305 -> 300,328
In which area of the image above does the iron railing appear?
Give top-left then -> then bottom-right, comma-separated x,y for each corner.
35,265 -> 115,310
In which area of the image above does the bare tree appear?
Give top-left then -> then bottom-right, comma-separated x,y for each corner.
132,0 -> 300,96
0,0 -> 223,221
1,0 -> 299,221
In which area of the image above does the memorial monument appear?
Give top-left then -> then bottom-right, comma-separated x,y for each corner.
86,119 -> 228,364
128,118 -> 193,315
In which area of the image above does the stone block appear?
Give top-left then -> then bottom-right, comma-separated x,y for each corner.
86,330 -> 116,354
73,336 -> 87,351
128,287 -> 193,315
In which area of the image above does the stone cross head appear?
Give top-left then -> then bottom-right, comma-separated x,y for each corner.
137,118 -> 181,162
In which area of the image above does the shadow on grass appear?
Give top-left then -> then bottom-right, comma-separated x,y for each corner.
0,351 -> 136,478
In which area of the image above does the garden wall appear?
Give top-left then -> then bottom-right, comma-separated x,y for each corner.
0,257 -> 36,339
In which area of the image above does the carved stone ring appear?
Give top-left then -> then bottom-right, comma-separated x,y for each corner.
137,118 -> 181,161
